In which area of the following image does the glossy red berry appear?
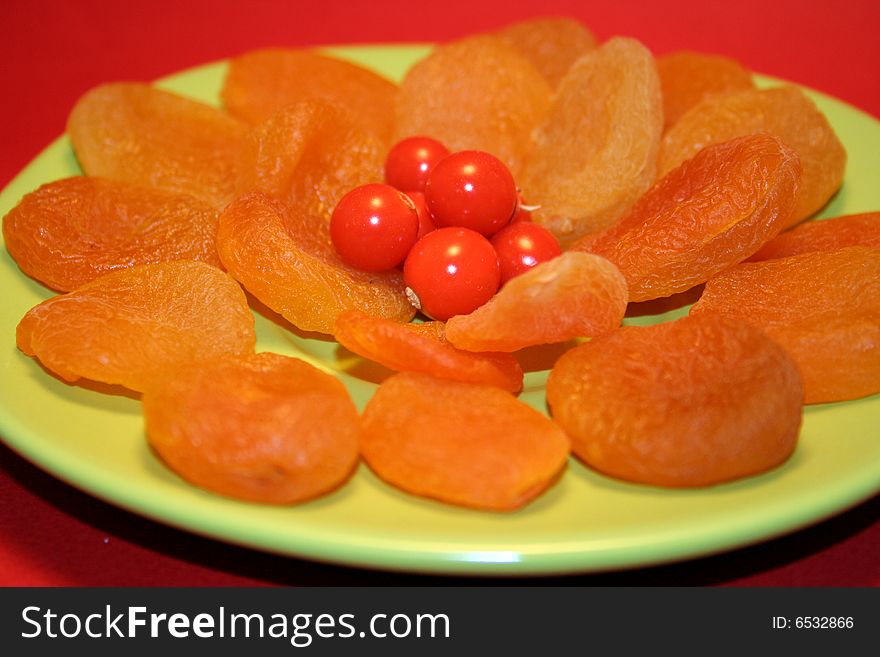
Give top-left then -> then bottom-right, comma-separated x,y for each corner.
330,183 -> 419,272
384,136 -> 450,192
404,191 -> 438,241
403,227 -> 501,321
491,221 -> 562,284
424,150 -> 518,237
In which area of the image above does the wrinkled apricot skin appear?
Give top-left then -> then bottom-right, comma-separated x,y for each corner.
222,48 -> 398,143
573,133 -> 801,302
394,34 -> 551,177
3,176 -> 222,291
360,372 -> 570,511
690,246 -> 880,404
143,353 -> 359,504
16,261 -> 256,392
236,100 -> 384,223
67,83 -> 249,209
445,252 -> 627,352
495,17 -> 597,87
750,212 -> 880,261
547,315 -> 803,487
333,311 -> 523,393
217,192 -> 414,334
521,37 -> 663,245
659,87 -> 846,226
657,51 -> 754,130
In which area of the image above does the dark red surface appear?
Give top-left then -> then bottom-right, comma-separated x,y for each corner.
1,0 -> 878,586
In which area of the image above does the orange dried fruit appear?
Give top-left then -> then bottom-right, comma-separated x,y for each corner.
657,50 -> 754,130
445,252 -> 627,352
67,83 -> 249,208
394,34 -> 551,176
333,310 -> 523,393
360,372 -> 570,511
222,48 -> 398,143
750,212 -> 880,261
690,246 -> 880,404
520,37 -> 663,245
143,352 -> 359,504
3,176 -> 221,292
572,133 -> 801,302
16,261 -> 255,392
547,314 -> 803,487
495,16 -> 597,87
659,86 -> 846,226
216,192 -> 414,334
236,100 -> 384,223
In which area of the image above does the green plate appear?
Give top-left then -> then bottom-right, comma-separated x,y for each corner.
1,45 -> 878,575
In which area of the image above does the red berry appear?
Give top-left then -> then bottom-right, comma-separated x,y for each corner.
330,183 -> 419,272
384,136 -> 450,192
424,150 -> 518,237
491,221 -> 562,284
405,190 -> 438,241
403,227 -> 500,321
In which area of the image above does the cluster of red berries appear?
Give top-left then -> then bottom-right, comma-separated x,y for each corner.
330,136 -> 561,321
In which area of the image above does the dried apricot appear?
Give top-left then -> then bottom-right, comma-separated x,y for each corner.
394,34 -> 551,177
360,372 -> 570,511
333,310 -> 523,393
750,212 -> 880,261
16,261 -> 255,392
659,87 -> 846,226
236,100 -> 384,224
657,51 -> 754,130
67,83 -> 249,208
572,133 -> 801,302
143,352 -> 359,504
3,176 -> 221,292
495,17 -> 597,87
445,252 -> 627,352
690,246 -> 880,404
520,37 -> 663,245
547,314 -> 803,487
222,48 -> 398,142
216,192 -> 414,334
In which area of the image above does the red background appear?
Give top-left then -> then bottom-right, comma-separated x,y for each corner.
0,0 -> 878,586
